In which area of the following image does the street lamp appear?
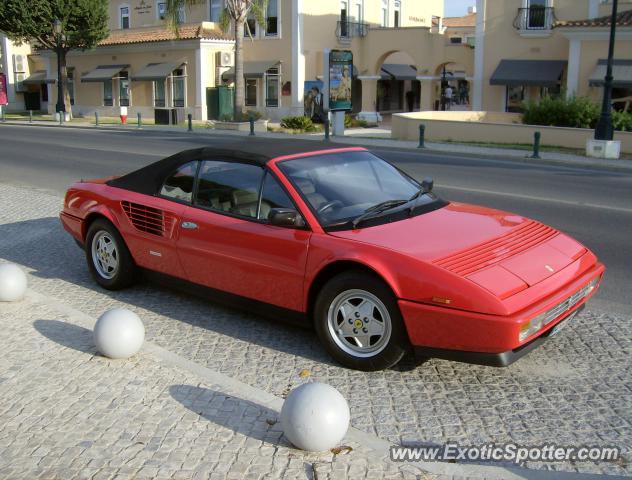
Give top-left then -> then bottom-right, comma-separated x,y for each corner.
53,19 -> 66,117
594,0 -> 618,140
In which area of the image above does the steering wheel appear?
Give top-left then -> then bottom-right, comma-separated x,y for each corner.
317,200 -> 343,215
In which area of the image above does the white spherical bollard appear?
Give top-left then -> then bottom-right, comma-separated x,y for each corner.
0,263 -> 28,302
93,308 -> 145,359
280,382 -> 350,452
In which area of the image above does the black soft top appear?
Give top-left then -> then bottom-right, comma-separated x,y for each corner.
107,138 -> 352,195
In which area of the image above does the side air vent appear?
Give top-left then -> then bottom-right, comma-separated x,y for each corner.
434,220 -> 559,277
121,201 -> 174,237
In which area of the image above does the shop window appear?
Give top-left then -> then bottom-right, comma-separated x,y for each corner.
266,0 -> 279,36
506,85 -> 525,113
119,71 -> 130,107
266,68 -> 279,107
157,2 -> 167,20
246,15 -> 256,37
245,78 -> 257,106
104,79 -> 113,106
120,6 -> 130,29
381,0 -> 388,27
67,70 -> 75,105
173,68 -> 185,107
154,80 -> 165,107
210,0 -> 222,22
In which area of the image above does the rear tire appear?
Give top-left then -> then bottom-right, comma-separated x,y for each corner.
85,219 -> 137,290
314,271 -> 409,371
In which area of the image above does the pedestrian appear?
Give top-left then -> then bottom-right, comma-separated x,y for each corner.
445,85 -> 453,110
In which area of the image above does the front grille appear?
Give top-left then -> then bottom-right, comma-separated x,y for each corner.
434,220 -> 558,277
540,278 -> 599,326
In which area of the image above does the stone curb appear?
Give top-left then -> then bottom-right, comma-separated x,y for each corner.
2,120 -> 632,174
17,287 -> 624,480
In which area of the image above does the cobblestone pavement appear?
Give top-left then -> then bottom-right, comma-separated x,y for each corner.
0,183 -> 631,477
0,294 -> 430,480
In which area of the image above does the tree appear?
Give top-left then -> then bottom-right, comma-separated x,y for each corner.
0,0 -> 109,114
166,0 -> 268,120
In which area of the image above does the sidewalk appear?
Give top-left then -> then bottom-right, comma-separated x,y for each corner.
2,118 -> 632,173
1,184 -> 630,479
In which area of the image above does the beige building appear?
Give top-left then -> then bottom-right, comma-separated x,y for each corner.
473,0 -> 632,113
0,34 -> 51,113
4,0 -> 481,122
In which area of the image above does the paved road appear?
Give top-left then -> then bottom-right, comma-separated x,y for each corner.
1,124 -> 630,316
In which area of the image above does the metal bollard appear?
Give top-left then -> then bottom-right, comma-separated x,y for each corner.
324,119 -> 330,142
59,112 -> 64,126
187,113 -> 193,132
95,111 -> 99,127
29,110 -> 33,123
530,131 -> 541,159
418,124 -> 426,148
1,107 -> 4,122
249,115 -> 255,136
137,112 -> 142,129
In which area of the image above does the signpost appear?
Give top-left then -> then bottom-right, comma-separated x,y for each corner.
0,73 -> 8,121
324,49 -> 353,136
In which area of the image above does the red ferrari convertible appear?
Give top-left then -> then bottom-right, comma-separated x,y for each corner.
60,139 -> 604,370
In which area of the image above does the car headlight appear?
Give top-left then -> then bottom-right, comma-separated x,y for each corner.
518,277 -> 600,342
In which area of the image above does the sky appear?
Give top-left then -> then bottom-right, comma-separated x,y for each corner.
444,0 -> 476,17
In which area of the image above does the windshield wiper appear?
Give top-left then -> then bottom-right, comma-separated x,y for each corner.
351,199 -> 408,229
408,177 -> 435,216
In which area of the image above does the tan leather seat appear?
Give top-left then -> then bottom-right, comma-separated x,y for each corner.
231,190 -> 259,217
295,178 -> 327,209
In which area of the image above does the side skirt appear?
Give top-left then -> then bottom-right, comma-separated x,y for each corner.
140,269 -> 310,328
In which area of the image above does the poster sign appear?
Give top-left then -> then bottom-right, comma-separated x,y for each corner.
0,73 -> 8,106
303,80 -> 324,122
328,50 -> 353,111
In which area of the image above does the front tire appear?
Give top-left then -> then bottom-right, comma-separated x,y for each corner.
85,219 -> 137,290
314,271 -> 409,371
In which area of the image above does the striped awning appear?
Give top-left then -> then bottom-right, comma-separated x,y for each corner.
132,61 -> 185,81
490,60 -> 567,87
81,65 -> 129,83
589,59 -> 632,87
380,64 -> 418,81
222,61 -> 280,81
22,71 -> 56,85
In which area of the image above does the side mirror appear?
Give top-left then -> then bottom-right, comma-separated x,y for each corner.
268,208 -> 306,228
421,177 -> 434,192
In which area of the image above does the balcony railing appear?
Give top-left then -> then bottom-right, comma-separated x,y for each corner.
336,21 -> 369,40
513,7 -> 556,31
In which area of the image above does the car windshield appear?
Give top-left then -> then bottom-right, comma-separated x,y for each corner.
279,150 -> 441,229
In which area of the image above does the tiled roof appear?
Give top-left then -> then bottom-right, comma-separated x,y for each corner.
98,22 -> 233,46
556,8 -> 632,28
443,13 -> 476,28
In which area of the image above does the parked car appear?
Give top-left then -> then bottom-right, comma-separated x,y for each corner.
60,140 -> 604,371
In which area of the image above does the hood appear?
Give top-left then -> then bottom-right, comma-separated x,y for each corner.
330,202 -> 586,299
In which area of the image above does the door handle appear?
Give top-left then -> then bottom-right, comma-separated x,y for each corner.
181,221 -> 198,230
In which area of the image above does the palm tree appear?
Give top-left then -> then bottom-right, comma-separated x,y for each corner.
166,0 -> 268,120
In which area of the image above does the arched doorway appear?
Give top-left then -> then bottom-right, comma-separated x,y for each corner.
375,51 -> 420,114
435,62 -> 470,110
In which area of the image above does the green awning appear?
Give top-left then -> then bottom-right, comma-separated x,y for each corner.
490,60 -> 567,87
81,65 -> 129,83
132,61 -> 185,81
222,61 -> 279,81
22,71 -> 56,85
589,59 -> 632,87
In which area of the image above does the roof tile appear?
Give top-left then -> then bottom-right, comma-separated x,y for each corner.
556,8 -> 632,28
98,23 -> 233,46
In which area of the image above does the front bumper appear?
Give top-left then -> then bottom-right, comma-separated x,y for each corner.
413,304 -> 584,367
399,261 -> 604,366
